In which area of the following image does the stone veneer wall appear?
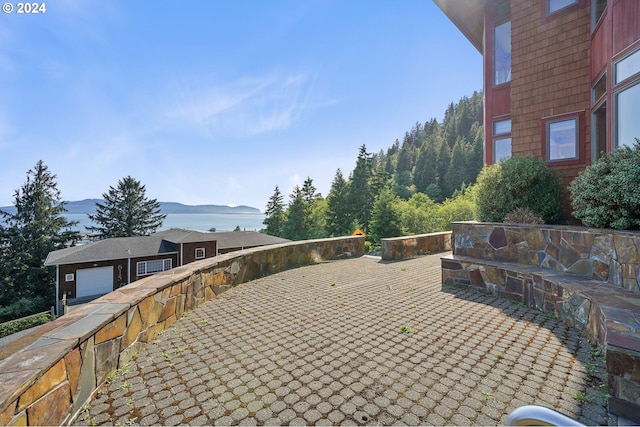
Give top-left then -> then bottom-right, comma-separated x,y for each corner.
443,222 -> 640,422
452,221 -> 640,294
381,232 -> 452,261
0,236 -> 364,426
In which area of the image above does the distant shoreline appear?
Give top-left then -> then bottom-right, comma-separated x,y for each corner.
63,212 -> 266,234
0,199 -> 262,216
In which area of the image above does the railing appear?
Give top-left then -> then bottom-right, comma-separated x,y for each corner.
506,406 -> 584,426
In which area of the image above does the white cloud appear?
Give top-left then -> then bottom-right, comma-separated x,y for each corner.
164,71 -> 320,138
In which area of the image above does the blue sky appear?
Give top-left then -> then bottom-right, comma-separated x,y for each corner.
0,0 -> 481,211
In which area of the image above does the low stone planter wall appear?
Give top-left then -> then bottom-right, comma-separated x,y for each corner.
381,231 -> 452,261
451,221 -> 640,293
442,221 -> 640,422
0,236 -> 364,426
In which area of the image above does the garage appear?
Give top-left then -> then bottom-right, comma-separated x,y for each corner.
76,266 -> 114,298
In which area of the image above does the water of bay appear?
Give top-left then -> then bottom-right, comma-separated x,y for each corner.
64,213 -> 266,233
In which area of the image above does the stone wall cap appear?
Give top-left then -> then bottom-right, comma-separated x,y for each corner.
0,368 -> 41,414
451,221 -> 640,237
382,231 -> 451,242
44,313 -> 113,342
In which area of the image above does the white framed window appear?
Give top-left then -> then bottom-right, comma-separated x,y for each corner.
547,0 -> 578,15
547,118 -> 579,161
136,258 -> 173,276
65,273 -> 75,282
195,248 -> 205,259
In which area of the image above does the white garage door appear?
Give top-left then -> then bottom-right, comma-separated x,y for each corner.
76,266 -> 113,298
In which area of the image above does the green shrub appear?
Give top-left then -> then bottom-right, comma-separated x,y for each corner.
0,296 -> 48,323
503,207 -> 544,225
399,193 -> 438,235
570,140 -> 640,229
0,312 -> 51,338
476,156 -> 563,223
431,185 -> 477,231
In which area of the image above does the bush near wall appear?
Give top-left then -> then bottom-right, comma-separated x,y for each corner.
570,139 -> 640,230
0,312 -> 51,338
476,156 -> 563,224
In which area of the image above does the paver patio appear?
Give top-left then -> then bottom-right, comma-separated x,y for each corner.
73,253 -> 614,426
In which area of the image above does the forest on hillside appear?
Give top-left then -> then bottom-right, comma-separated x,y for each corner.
263,91 -> 484,244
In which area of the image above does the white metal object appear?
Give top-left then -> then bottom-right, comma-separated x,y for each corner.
506,405 -> 584,426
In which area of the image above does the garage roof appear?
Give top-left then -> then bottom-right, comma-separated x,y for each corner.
45,229 -> 290,266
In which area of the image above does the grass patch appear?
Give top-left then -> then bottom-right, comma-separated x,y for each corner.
574,392 -> 590,403
400,325 -> 414,334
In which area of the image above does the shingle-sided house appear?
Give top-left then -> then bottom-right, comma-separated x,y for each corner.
45,229 -> 289,312
434,0 -> 639,192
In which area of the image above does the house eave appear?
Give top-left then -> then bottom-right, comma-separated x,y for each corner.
433,0 -> 487,54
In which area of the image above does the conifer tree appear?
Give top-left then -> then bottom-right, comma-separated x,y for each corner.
325,169 -> 352,237
0,161 -> 80,319
87,176 -> 166,238
413,138 -> 438,193
436,140 -> 452,196
443,137 -> 471,196
346,145 -> 374,231
301,177 -> 318,203
282,186 -> 307,240
369,189 -> 403,243
263,185 -> 285,237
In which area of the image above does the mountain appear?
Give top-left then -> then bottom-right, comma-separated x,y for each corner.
158,202 -> 260,214
0,199 -> 261,215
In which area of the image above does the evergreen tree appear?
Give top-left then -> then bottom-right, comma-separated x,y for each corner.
469,123 -> 485,180
282,186 -> 307,240
369,189 -> 403,243
443,137 -> 471,196
392,170 -> 413,200
0,161 -> 80,319
263,185 -> 285,237
346,145 -> 375,231
301,177 -> 319,203
307,198 -> 328,239
396,139 -> 415,175
87,176 -> 166,238
325,169 -> 352,237
384,155 -> 395,176
413,138 -> 438,193
436,140 -> 451,195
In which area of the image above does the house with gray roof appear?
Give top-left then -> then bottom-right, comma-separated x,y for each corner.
45,229 -> 289,312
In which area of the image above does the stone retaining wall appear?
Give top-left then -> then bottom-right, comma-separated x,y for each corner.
443,222 -> 640,422
451,221 -> 640,293
0,236 -> 364,426
381,231 -> 452,261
